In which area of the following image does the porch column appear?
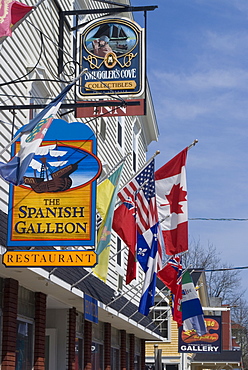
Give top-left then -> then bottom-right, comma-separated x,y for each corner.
1,278 -> 18,370
68,307 -> 77,370
129,334 -> 135,370
104,322 -> 111,370
120,330 -> 126,370
84,320 -> 92,369
34,292 -> 47,370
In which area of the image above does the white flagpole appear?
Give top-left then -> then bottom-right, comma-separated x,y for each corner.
118,150 -> 160,193
129,286 -> 169,322
188,139 -> 198,150
69,244 -> 127,289
105,280 -> 143,307
97,152 -> 131,185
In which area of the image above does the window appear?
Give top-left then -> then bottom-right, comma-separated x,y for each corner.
75,337 -> 83,370
133,130 -> 137,172
16,319 -> 33,370
100,118 -> 106,140
91,342 -> 104,370
18,286 -> 35,318
117,274 -> 123,292
132,119 -> 140,172
16,287 -> 35,369
135,338 -> 141,370
111,327 -> 120,369
116,236 -> 124,291
152,301 -> 170,338
76,313 -> 84,370
134,354 -> 140,370
117,236 -> 122,266
117,116 -> 125,150
111,347 -> 120,370
92,322 -> 104,370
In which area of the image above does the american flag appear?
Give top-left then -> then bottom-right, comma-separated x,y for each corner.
117,159 -> 158,233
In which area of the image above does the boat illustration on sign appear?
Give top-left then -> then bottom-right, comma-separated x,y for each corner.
92,24 -> 128,41
23,144 -> 101,193
85,21 -> 137,57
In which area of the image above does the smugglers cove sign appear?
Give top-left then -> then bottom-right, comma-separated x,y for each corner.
79,17 -> 145,98
7,119 -> 102,248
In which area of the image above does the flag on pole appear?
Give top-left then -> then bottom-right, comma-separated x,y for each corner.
181,270 -> 207,336
169,290 -> 182,327
155,148 -> 188,255
0,82 -> 75,186
157,256 -> 182,295
112,159 -> 158,284
112,198 -> 136,284
93,164 -> 123,282
138,223 -> 158,316
0,1 -> 34,38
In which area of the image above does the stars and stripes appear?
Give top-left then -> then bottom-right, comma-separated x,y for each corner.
113,159 -> 159,284
117,159 -> 158,233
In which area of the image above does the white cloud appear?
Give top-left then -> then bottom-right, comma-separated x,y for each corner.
152,68 -> 248,92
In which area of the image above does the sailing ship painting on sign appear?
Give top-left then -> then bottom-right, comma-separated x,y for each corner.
86,22 -> 136,57
22,143 -> 101,193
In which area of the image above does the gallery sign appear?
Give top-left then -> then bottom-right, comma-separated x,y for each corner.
79,17 -> 145,98
7,119 -> 102,247
178,316 -> 222,353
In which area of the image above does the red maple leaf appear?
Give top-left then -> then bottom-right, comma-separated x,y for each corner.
162,184 -> 187,214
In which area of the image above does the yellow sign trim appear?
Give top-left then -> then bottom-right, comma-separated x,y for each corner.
3,250 -> 97,267
85,80 -> 137,91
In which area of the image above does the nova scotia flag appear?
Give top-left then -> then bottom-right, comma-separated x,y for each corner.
138,223 -> 158,316
0,82 -> 74,186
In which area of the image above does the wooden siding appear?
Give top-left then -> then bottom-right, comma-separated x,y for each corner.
146,319 -> 180,358
0,0 -> 158,310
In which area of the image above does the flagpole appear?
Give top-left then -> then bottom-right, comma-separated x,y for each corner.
188,139 -> 198,150
69,244 -> 128,289
97,152 -> 131,185
118,282 -> 144,314
118,150 -> 160,193
0,69 -> 88,158
131,286 -> 169,322
105,280 -> 143,307
34,0 -> 46,7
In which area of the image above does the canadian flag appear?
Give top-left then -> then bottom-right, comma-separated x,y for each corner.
155,148 -> 188,256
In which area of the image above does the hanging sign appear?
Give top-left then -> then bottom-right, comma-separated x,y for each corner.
76,99 -> 145,118
178,316 -> 222,353
84,293 -> 98,323
79,17 -> 145,98
7,119 -> 102,248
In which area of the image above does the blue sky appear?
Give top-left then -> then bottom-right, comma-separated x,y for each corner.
131,0 -> 248,297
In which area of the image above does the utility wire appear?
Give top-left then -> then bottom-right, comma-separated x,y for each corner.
189,218 -> 248,221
